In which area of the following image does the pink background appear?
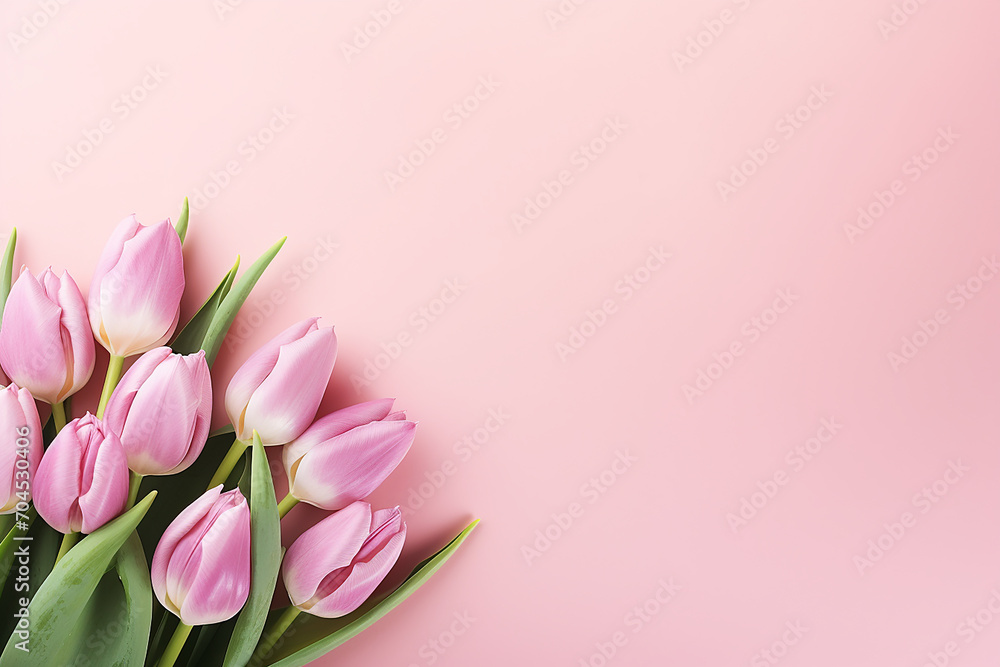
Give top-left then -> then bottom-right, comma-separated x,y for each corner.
4,1 -> 1000,665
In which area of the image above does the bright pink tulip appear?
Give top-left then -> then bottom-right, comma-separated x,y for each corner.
225,318 -> 337,446
0,384 -> 43,514
0,268 -> 95,404
33,414 -> 128,534
152,486 -> 251,625
103,347 -> 212,476
283,501 -> 405,618
283,399 -> 415,510
89,215 -> 185,357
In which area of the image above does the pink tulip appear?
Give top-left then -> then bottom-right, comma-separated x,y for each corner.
0,384 -> 43,514
225,318 -> 337,446
103,347 -> 212,476
152,486 -> 251,625
33,414 -> 129,534
283,399 -> 415,510
89,215 -> 185,357
283,501 -> 405,618
0,268 -> 95,404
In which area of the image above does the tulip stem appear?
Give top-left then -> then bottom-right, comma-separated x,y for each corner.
253,606 -> 301,663
207,438 -> 247,489
127,471 -> 143,510
96,355 -> 125,419
51,401 -> 67,432
277,493 -> 299,519
54,531 -> 79,564
156,621 -> 192,667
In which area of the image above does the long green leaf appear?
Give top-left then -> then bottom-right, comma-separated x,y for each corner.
171,256 -> 241,354
265,520 -> 480,667
48,533 -> 152,667
201,237 -> 286,366
175,197 -> 190,244
224,432 -> 283,667
0,228 -> 17,326
0,492 -> 157,665
0,509 -> 33,594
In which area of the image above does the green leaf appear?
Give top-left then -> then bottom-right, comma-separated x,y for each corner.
0,492 -> 157,665
0,228 -> 17,327
224,433 -> 283,667
264,520 -> 480,667
175,197 -> 190,244
0,509 -> 33,594
47,533 -> 152,667
210,423 -> 236,439
171,256 -> 241,354
201,237 -> 286,366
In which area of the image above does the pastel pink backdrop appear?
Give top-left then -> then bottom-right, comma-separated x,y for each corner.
3,1 -> 1000,665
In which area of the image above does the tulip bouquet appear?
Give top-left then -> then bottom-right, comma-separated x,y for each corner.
0,203 -> 477,667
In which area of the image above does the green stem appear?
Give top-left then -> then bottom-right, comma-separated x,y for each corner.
96,354 -> 125,419
207,438 -> 247,489
156,621 -> 193,667
253,606 -> 301,663
54,531 -> 79,564
51,401 -> 67,432
277,493 -> 299,519
127,471 -> 143,510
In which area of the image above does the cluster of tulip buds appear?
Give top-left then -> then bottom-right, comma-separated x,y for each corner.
0,212 -> 420,655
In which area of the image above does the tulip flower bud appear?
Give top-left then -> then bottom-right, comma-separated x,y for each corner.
283,399 -> 415,510
152,486 -> 251,626
283,501 -> 405,618
89,215 -> 185,358
0,268 -> 95,404
0,384 -> 43,514
225,318 -> 337,446
103,347 -> 212,476
33,414 -> 129,534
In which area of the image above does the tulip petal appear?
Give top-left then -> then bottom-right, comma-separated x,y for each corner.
33,426 -> 85,533
177,500 -> 251,625
282,398 -> 396,469
0,273 -> 69,403
241,326 -> 336,445
152,486 -> 222,614
283,502 -> 371,608
290,420 -> 416,510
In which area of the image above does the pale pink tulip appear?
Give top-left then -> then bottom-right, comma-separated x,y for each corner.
89,215 -> 185,357
103,347 -> 212,476
0,268 -> 95,404
151,486 -> 251,625
225,318 -> 337,446
283,501 -> 405,618
0,384 -> 43,514
283,399 -> 415,510
33,414 -> 128,534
